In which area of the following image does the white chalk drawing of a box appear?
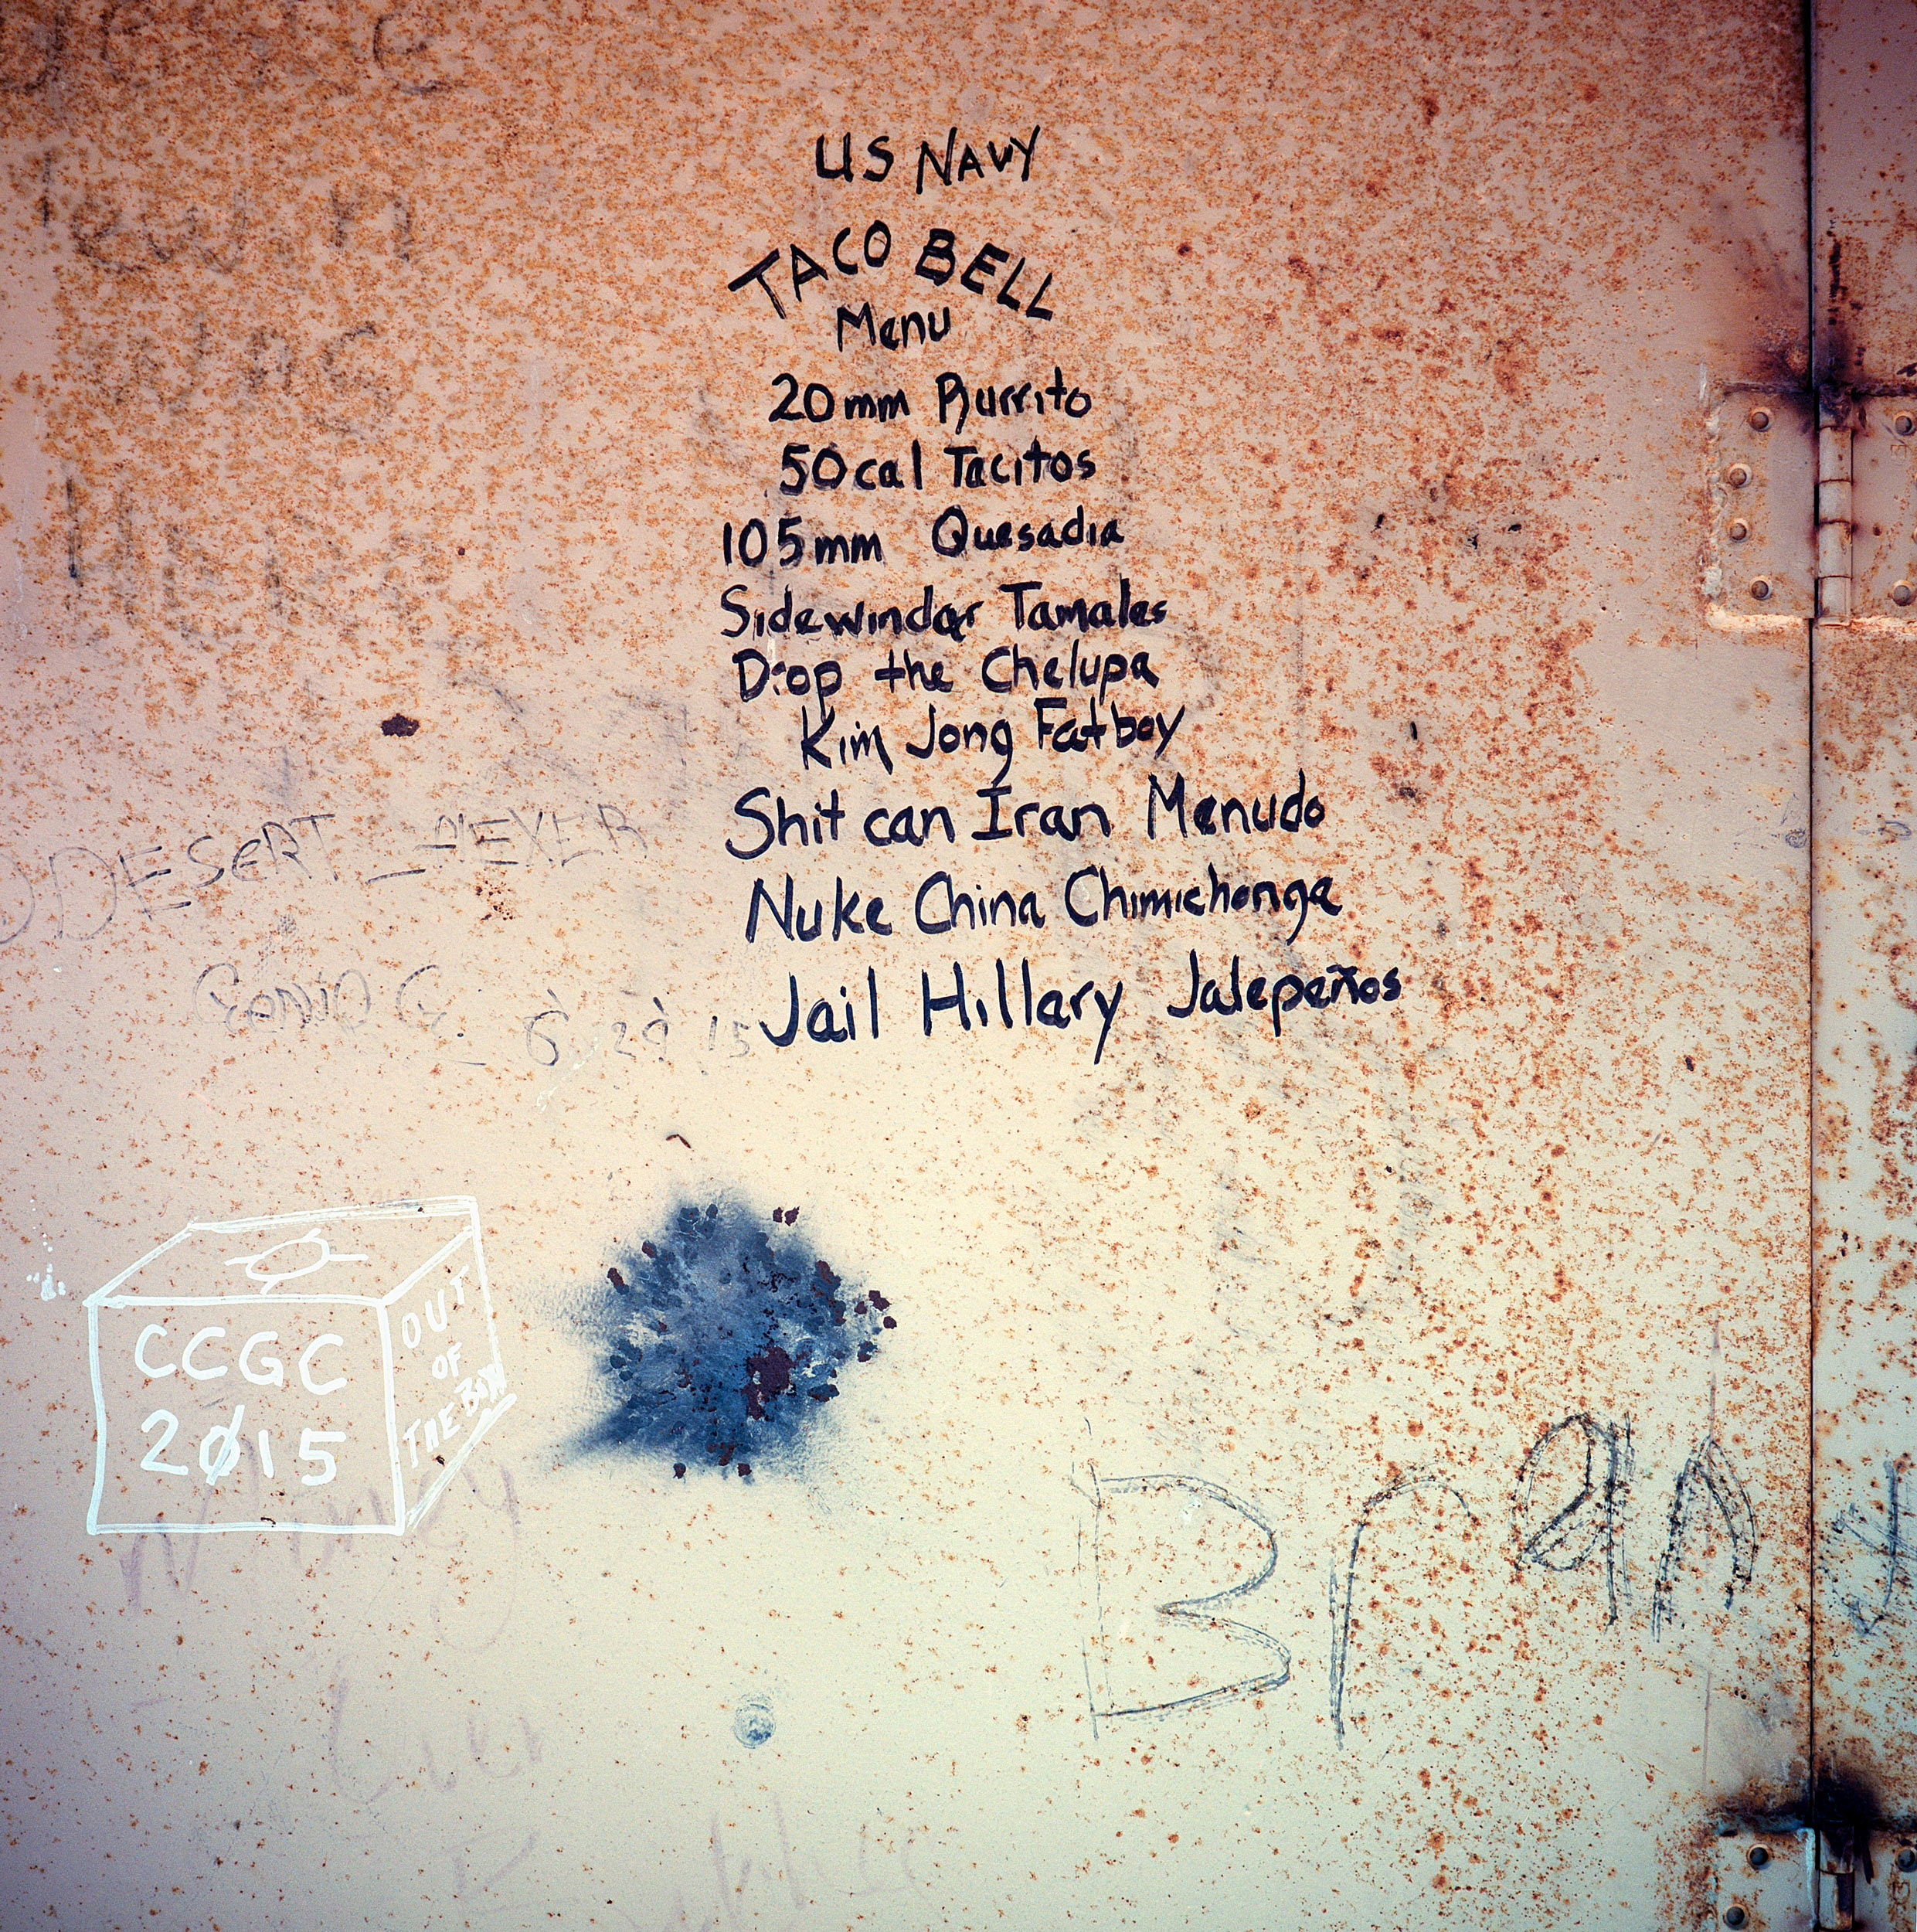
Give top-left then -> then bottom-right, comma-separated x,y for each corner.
86,1198 -> 514,1536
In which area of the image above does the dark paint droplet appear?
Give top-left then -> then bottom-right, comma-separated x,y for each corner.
577,1198 -> 891,1473
732,1696 -> 775,1749
381,713 -> 420,737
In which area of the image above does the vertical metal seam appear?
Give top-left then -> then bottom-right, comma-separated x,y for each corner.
1810,609 -> 1824,1810
1803,0 -> 1822,1810
1805,0 -> 1821,389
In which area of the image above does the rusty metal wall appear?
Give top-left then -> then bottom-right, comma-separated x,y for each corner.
0,1 -> 1814,1925
1809,0 -> 1917,1845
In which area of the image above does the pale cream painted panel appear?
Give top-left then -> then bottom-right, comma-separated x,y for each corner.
0,2 -> 1810,1926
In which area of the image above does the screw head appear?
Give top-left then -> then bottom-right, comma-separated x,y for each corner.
1728,518 -> 1750,542
1893,410 -> 1916,437
1749,406 -> 1773,431
1747,1846 -> 1770,1869
1898,1845 -> 1917,1872
1724,1909 -> 1749,1929
1726,463 -> 1752,488
1895,581 -> 1915,607
1751,577 -> 1774,601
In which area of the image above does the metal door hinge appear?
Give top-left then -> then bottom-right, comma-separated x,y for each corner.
1706,387 -> 1917,631
1850,393 -> 1917,628
1707,1824 -> 1917,1930
1819,396 -> 1854,624
1709,1826 -> 1811,1932
1706,390 -> 1815,629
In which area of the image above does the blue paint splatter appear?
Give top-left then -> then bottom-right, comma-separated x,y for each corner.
732,1694 -> 776,1749
580,1199 -> 892,1474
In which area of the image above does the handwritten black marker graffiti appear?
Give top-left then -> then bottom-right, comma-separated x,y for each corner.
1165,950 -> 1400,1037
920,957 -> 1122,1063
1511,1413 -> 1633,1627
933,502 -> 1125,559
1087,1473 -> 1290,1721
726,220 -> 1056,323
1328,1472 -> 1479,1747
765,372 -> 909,426
718,583 -> 981,645
934,366 -> 1088,434
1824,1458 -> 1910,1638
1650,1433 -> 1756,1637
760,968 -> 880,1047
1147,769 -> 1325,840
1067,862 -> 1328,931
834,302 -> 951,354
912,125 -> 1042,195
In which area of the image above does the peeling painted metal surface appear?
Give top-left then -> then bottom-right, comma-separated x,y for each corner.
1813,637 -> 1917,1808
1813,0 -> 1917,396
0,0 -> 1815,1924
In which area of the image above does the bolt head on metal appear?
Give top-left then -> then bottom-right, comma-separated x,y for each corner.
1748,406 -> 1772,431
1894,581 -> 1915,607
1751,577 -> 1773,600
1747,1847 -> 1769,1869
1894,410 -> 1916,437
1724,1909 -> 1748,1929
1726,464 -> 1752,488
1899,1846 -> 1917,1872
1728,518 -> 1750,542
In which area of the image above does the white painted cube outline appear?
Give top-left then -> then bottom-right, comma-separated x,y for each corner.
85,1196 -> 515,1536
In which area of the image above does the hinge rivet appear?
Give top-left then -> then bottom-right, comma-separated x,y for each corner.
1748,407 -> 1773,431
1747,1847 -> 1770,1869
1724,1909 -> 1749,1928
1728,518 -> 1750,542
1893,581 -> 1915,607
1894,411 -> 1916,437
1897,1846 -> 1917,1872
1751,577 -> 1774,600
1726,464 -> 1752,488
